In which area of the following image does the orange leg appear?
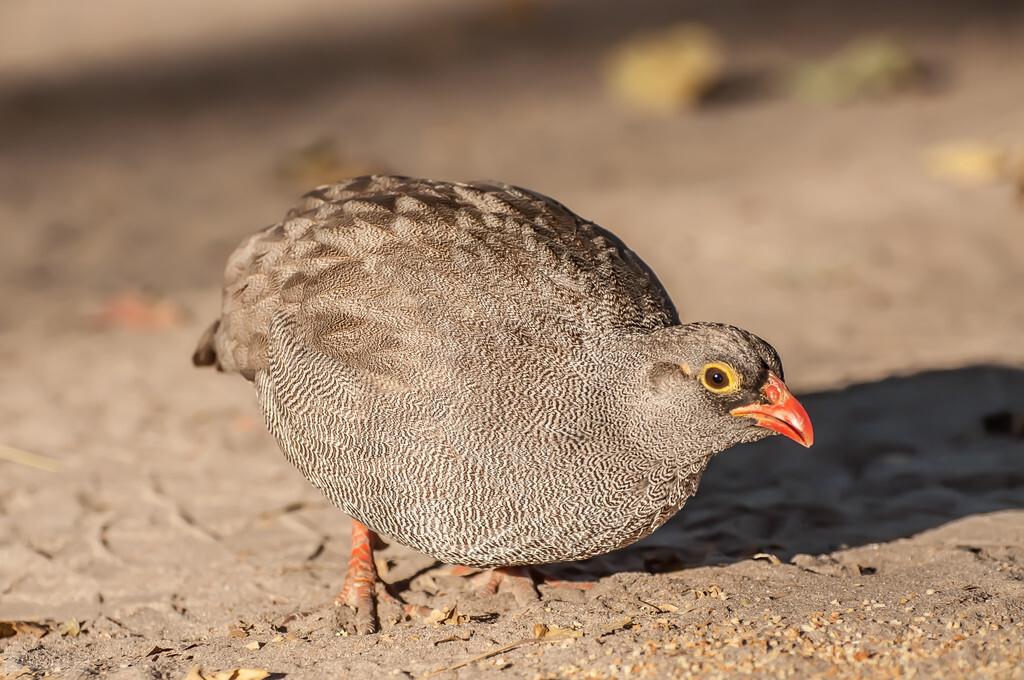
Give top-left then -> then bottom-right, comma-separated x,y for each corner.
335,520 -> 382,634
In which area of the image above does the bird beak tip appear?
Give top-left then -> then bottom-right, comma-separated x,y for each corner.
730,372 -> 814,448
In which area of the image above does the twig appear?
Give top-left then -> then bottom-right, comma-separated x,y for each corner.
422,636 -> 553,678
0,444 -> 60,472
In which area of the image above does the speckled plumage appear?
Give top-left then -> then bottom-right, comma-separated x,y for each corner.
196,175 -> 787,567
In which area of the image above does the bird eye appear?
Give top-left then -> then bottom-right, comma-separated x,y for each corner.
700,362 -> 740,394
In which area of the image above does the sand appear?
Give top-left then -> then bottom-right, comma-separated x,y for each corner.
1,1 -> 1023,677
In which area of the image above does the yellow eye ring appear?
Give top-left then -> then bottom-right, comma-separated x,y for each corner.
699,362 -> 740,394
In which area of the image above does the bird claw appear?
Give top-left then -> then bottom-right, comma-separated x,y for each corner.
335,576 -> 380,635
468,566 -> 540,605
451,564 -> 594,603
334,520 -> 398,635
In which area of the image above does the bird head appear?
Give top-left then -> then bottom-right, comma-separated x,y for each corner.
641,322 -> 813,452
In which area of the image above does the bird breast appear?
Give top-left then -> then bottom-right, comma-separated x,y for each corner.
257,313 -> 705,566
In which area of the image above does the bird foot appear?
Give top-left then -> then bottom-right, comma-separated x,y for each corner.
448,565 -> 594,604
335,574 -> 379,635
542,578 -> 594,591
333,520 -> 401,635
470,566 -> 539,605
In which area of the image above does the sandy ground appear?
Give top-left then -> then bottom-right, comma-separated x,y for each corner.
2,1 -> 1024,678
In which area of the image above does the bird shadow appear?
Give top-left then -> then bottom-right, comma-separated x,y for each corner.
543,364 -> 1024,582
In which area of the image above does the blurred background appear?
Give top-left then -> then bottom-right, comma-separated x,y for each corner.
2,3 -> 1024,675
2,0 -> 1022,389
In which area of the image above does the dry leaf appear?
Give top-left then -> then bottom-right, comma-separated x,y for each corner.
753,552 -> 783,565
691,585 -> 728,600
96,291 -> 184,330
0,667 -> 33,680
58,618 -> 81,637
227,623 -> 251,639
19,621 -> 50,638
426,604 -> 468,626
182,668 -> 270,680
0,621 -> 50,639
275,137 -> 382,188
244,640 -> 263,651
598,617 -> 634,637
606,23 -> 725,114
532,623 -> 582,640
924,143 -> 1011,186
787,36 -> 919,104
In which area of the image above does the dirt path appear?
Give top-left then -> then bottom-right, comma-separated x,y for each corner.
2,1 -> 1023,677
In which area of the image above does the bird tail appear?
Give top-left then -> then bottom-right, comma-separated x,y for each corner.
192,320 -> 221,368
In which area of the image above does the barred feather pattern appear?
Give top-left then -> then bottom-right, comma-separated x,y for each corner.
199,175 -> 779,566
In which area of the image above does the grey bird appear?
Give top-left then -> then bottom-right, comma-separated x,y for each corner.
194,175 -> 813,634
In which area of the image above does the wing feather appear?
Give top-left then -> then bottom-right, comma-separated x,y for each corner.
197,175 -> 677,380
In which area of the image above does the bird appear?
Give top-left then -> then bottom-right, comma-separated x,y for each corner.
193,175 -> 813,634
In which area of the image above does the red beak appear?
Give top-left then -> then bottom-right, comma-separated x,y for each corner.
730,372 -> 814,447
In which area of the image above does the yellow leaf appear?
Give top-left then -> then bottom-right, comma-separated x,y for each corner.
228,667 -> 268,680
231,670 -> 270,680
58,618 -> 81,637
787,36 -> 918,104
924,143 -> 1009,185
275,137 -> 383,188
606,23 -> 725,114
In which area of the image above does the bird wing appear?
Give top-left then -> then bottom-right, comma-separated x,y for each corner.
199,175 -> 677,381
